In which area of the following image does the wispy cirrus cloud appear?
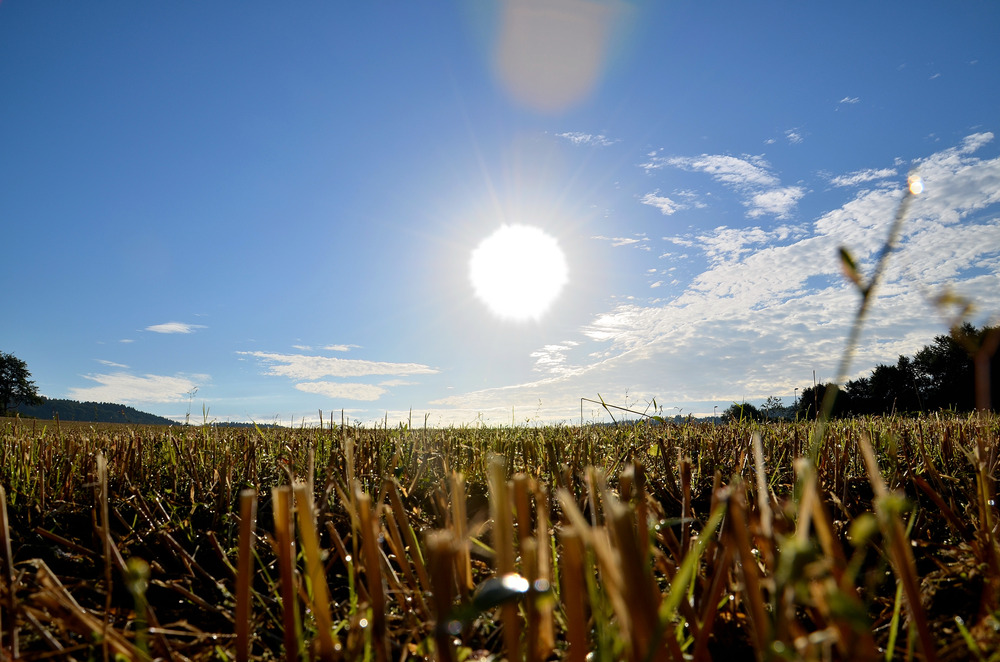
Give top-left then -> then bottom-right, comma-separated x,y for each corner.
239,350 -> 437,401
830,167 -> 897,187
69,372 -> 207,404
556,131 -> 618,146
324,344 -> 359,352
96,359 -> 129,369
644,152 -> 804,219
640,190 -> 681,215
239,351 -> 437,380
145,321 -> 206,334
839,96 -> 861,105
591,234 -> 650,249
294,381 -> 386,401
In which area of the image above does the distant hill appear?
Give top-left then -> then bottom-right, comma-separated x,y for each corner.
9,398 -> 176,426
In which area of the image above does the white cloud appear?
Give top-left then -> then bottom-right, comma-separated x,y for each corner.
530,342 -> 580,375
96,359 -> 129,369
295,381 -> 386,401
785,129 -> 803,144
323,344 -> 359,352
647,152 -> 804,219
830,167 -> 897,187
240,351 -> 438,380
640,191 -> 681,215
379,379 -> 417,387
119,339 -> 134,343
556,131 -> 618,146
747,186 -> 805,218
839,96 -> 860,105
437,134 -> 1000,419
665,154 -> 778,188
591,234 -> 649,248
145,322 -> 206,334
68,372 -> 206,404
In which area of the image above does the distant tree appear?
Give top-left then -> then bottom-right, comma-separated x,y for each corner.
723,402 -> 764,422
0,352 -> 44,416
795,383 -> 849,420
864,356 -> 924,414
913,324 -> 977,411
802,323 -> 1000,419
762,396 -> 795,420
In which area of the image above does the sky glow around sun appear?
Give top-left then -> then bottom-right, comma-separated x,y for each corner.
2,2 -> 999,426
469,224 -> 569,322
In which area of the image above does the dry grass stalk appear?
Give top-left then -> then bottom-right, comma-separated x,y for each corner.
235,489 -> 257,662
357,491 -> 389,662
725,482 -> 771,659
488,457 -> 520,658
859,433 -> 939,662
29,558 -> 150,661
425,530 -> 457,662
0,485 -> 17,660
557,526 -> 588,662
294,482 -> 340,662
271,485 -> 300,662
448,472 -> 473,598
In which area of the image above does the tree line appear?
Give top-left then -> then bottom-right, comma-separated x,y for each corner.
722,324 -> 999,421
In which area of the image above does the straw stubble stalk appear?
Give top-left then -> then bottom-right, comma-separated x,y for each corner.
859,434 -> 939,662
533,481 -> 555,658
448,472 -> 472,597
725,482 -> 772,658
604,496 -> 671,662
425,530 -> 457,662
293,482 -> 340,662
558,526 -> 588,662
0,485 -> 18,659
235,489 -> 257,662
356,491 -> 389,662
271,485 -> 300,662
488,457 -> 521,658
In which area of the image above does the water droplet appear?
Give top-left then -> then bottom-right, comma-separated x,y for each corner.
988,499 -> 995,507
446,620 -> 462,635
359,618 -> 369,628
501,573 -> 530,593
344,554 -> 352,563
532,579 -> 551,592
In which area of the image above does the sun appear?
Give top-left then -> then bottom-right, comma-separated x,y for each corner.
469,224 -> 569,322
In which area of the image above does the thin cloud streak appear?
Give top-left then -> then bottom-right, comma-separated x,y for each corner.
69,372 -> 207,404
436,134 -> 1000,421
295,381 -> 387,401
146,322 -> 206,334
240,351 -> 438,380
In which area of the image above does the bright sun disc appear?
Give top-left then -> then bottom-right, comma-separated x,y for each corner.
469,224 -> 569,322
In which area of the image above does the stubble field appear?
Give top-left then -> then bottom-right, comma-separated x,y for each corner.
1,414 -> 998,661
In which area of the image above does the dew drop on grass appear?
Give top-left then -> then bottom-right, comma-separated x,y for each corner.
359,618 -> 369,628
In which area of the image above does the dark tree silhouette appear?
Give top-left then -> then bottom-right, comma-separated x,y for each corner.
723,402 -> 764,422
0,352 -> 44,415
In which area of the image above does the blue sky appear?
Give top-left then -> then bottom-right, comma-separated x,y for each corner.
2,2 -> 999,426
